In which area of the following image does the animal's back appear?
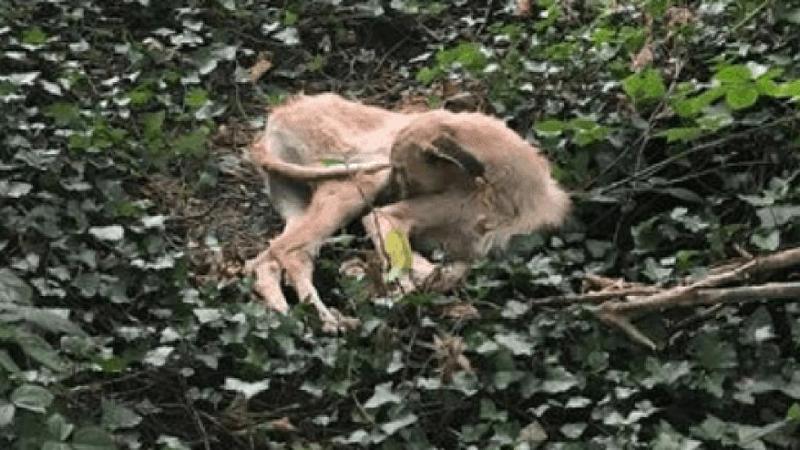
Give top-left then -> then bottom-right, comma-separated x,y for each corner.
266,94 -> 409,165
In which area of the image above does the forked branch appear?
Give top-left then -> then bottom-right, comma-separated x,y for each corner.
582,247 -> 800,350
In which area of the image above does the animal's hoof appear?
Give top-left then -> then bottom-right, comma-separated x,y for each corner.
320,308 -> 361,334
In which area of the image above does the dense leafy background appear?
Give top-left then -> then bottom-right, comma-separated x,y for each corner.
2,0 -> 800,448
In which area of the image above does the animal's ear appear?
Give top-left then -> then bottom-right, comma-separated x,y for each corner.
428,133 -> 485,178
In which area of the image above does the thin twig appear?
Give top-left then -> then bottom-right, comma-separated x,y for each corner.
532,287 -> 660,306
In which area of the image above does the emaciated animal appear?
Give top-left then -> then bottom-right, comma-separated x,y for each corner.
246,93 -> 570,331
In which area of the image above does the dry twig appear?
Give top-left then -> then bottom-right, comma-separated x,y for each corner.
589,247 -> 800,349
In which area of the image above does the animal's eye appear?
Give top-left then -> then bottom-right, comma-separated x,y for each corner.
423,151 -> 442,164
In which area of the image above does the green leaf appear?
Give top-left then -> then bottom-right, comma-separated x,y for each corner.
416,67 -> 440,85
101,400 -> 142,430
143,346 -> 174,367
437,42 -> 487,71
0,268 -> 33,304
0,349 -> 20,372
534,120 -> 566,137
223,377 -> 270,400
751,229 -> 779,251
541,367 -> 579,393
127,84 -> 153,106
88,225 -> 125,242
691,335 -> 738,370
622,68 -> 666,102
11,305 -> 87,336
141,111 -> 165,141
0,180 -> 33,198
380,413 -> 418,435
44,102 -> 81,127
494,332 -> 534,356
725,83 -> 759,110
22,26 -> 48,45
714,65 -> 751,83
787,403 -> 800,422
672,87 -> 725,118
560,422 -> 587,439
16,332 -> 67,371
184,88 -> 208,109
172,128 -> 209,156
71,426 -> 117,450
756,205 -> 800,227
657,127 -> 703,143
11,384 -> 55,413
42,443 -> 72,450
217,0 -> 235,10
364,382 -> 401,409
775,79 -> 800,98
0,401 -> 15,427
47,413 -> 75,441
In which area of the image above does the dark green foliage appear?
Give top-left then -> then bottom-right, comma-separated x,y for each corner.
1,0 -> 799,448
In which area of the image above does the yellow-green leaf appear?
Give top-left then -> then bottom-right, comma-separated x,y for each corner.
385,229 -> 413,276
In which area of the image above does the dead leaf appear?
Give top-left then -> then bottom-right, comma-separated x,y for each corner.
248,52 -> 273,83
515,0 -> 532,17
267,417 -> 297,432
439,302 -> 480,321
666,7 -> 695,28
630,41 -> 653,71
433,334 -> 472,382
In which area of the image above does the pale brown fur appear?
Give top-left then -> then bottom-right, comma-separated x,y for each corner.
246,93 -> 570,331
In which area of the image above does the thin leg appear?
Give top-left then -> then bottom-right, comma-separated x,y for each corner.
251,176 -> 387,330
362,192 -> 474,293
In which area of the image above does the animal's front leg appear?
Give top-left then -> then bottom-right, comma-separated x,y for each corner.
362,193 -> 473,293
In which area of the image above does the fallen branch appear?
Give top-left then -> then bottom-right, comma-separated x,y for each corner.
532,287 -> 660,306
590,247 -> 800,350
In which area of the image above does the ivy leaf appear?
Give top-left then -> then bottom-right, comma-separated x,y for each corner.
173,128 -> 209,156
71,426 -> 117,450
193,308 -> 222,324
88,225 -> 125,242
143,346 -> 174,367
725,83 -> 759,110
534,120 -> 566,137
656,127 -> 703,143
22,26 -> 48,45
101,400 -> 142,430
47,413 -> 75,441
756,205 -> 800,227
223,377 -> 270,399
380,413 -> 418,435
715,65 -> 751,83
0,269 -> 32,304
11,384 -> 54,413
787,403 -> 800,422
185,88 -> 208,109
0,180 -> 33,198
364,382 -> 401,409
622,68 -> 666,102
751,229 -> 779,251
0,401 -> 15,427
44,102 -> 81,127
494,332 -> 534,356
691,335 -> 738,370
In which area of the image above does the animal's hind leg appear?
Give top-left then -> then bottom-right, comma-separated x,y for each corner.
253,178 -> 386,331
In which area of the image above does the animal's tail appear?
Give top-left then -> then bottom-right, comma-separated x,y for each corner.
248,140 -> 390,180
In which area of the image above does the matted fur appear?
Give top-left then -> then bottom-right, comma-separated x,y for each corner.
246,93 -> 569,331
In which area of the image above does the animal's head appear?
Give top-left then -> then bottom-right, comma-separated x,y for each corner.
390,121 -> 485,198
